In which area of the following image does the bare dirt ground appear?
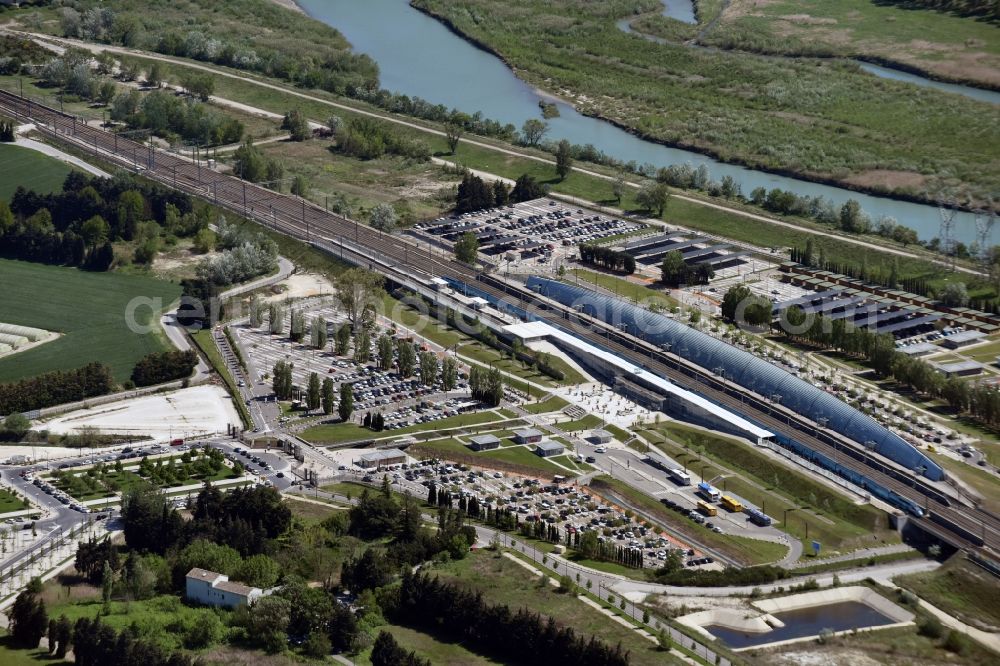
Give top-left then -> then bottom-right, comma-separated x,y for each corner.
262,273 -> 338,302
842,169 -> 928,193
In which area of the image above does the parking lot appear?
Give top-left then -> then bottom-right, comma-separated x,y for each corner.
234,304 -> 474,428
345,455 -> 718,570
411,197 -> 644,273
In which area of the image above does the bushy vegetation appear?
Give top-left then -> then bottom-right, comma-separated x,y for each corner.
130,349 -> 197,386
194,218 -> 278,286
332,117 -> 430,161
110,88 -> 244,146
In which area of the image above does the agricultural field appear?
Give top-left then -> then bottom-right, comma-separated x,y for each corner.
414,0 -> 1000,204
0,143 -> 74,201
703,0 -> 1000,89
0,259 -> 181,383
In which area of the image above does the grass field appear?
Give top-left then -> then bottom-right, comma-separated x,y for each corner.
570,269 -> 679,311
354,624 -> 499,666
0,489 -> 29,514
301,410 -> 503,444
521,395 -> 570,414
0,143 -> 74,201
0,259 -> 181,383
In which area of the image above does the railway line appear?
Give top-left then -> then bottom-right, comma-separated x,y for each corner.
2,89 -> 997,557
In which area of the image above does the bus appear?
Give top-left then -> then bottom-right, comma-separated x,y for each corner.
745,507 -> 772,527
720,495 -> 743,513
697,482 -> 720,502
668,469 -> 691,486
697,501 -> 717,517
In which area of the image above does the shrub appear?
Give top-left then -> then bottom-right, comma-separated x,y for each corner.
917,615 -> 944,640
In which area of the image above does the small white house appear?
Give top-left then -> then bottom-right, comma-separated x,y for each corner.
185,568 -> 264,609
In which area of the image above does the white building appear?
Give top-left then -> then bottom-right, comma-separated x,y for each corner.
185,568 -> 264,609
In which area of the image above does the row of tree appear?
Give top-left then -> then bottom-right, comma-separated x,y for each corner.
578,244 -> 636,274
0,120 -> 14,142
0,362 -> 115,415
454,172 -> 510,214
0,202 -> 115,271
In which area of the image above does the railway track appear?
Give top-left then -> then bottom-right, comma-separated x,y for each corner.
3,89 -> 997,557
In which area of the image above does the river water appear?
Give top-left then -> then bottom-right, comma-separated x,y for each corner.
297,0 -> 982,244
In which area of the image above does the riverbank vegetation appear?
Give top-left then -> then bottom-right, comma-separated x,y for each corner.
702,0 -> 1000,90
414,0 -> 999,206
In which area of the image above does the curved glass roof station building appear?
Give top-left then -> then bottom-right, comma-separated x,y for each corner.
527,277 -> 944,481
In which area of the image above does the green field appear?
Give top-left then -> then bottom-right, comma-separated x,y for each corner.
0,488 -> 29,514
0,143 -> 74,202
521,395 -> 570,414
570,269 -> 678,311
0,259 -> 181,383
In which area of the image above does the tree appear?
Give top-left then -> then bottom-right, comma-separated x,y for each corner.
307,372 -> 321,411
336,268 -> 385,326
510,173 -> 545,202
315,315 -> 330,349
721,285 -> 771,326
612,171 -> 626,204
521,118 -> 548,146
441,357 -> 457,391
97,80 -> 116,106
268,302 -> 284,335
939,282 -> 969,307
290,175 -> 309,198
338,383 -> 354,422
840,199 -> 865,233
283,109 -> 310,142
290,310 -> 306,342
636,180 -> 670,216
247,595 -> 291,653
354,328 -> 371,365
377,334 -> 394,371
272,360 -> 293,400
328,604 -> 359,653
146,61 -> 162,88
9,582 -> 47,647
336,324 -> 351,355
555,139 -> 573,181
100,560 -> 113,612
304,630 -> 332,658
369,203 -> 397,234
321,377 -> 335,415
3,413 -> 31,439
660,251 -> 688,287
192,227 -> 216,253
419,352 -> 438,386
397,341 -> 416,377
445,123 -> 463,154
454,231 -> 479,264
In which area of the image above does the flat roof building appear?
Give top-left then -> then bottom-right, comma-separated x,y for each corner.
468,434 -> 501,451
535,441 -> 565,458
590,429 -> 613,444
357,448 -> 407,469
513,428 -> 544,444
941,330 -> 986,349
934,360 -> 985,377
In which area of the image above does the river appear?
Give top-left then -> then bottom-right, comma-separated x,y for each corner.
297,0 -> 983,244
